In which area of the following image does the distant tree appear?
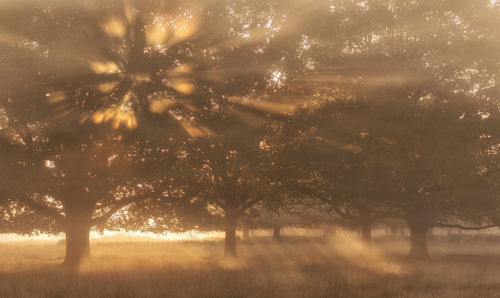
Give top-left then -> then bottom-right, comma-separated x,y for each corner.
282,0 -> 500,259
185,121 -> 281,258
287,91 -> 499,258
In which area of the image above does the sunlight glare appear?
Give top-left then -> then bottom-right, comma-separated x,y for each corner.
46,90 -> 66,104
167,80 -> 195,94
44,160 -> 55,168
90,61 -> 121,75
96,81 -> 119,94
182,121 -> 214,137
146,23 -> 171,47
103,18 -> 126,38
173,20 -> 195,41
148,97 -> 175,114
170,64 -> 192,75
91,106 -> 137,130
231,96 -> 296,115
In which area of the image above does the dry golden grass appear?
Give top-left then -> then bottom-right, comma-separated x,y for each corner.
1,236 -> 500,297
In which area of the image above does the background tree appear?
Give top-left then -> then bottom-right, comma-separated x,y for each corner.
185,119 -> 282,258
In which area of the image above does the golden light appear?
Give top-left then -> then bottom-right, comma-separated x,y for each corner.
173,19 -> 195,41
230,96 -> 296,115
90,61 -> 121,75
70,12 -> 201,131
167,80 -> 195,94
183,102 -> 200,112
96,81 -> 119,93
44,160 -> 56,168
123,2 -> 135,24
184,125 -> 203,137
46,90 -> 66,103
145,14 -> 198,49
0,107 -> 8,129
170,64 -> 193,75
90,110 -> 105,124
148,97 -> 175,114
182,120 -> 214,137
91,105 -> 137,130
102,18 -> 126,38
129,73 -> 151,83
146,23 -> 171,47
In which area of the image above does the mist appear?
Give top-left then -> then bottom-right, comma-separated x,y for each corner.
1,0 -> 500,297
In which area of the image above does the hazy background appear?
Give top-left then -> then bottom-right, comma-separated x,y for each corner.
1,0 -> 500,297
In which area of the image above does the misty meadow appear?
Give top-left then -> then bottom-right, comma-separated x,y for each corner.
1,0 -> 500,297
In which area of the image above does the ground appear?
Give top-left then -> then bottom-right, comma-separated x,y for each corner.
1,235 -> 500,297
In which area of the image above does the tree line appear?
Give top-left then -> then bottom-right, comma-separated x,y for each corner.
0,0 -> 499,269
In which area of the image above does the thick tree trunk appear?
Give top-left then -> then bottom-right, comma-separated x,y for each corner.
224,227 -> 237,259
360,222 -> 372,252
224,215 -> 238,259
63,222 -> 91,269
407,219 -> 430,260
273,225 -> 281,240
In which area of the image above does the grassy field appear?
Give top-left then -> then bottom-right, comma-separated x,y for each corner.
1,235 -> 500,297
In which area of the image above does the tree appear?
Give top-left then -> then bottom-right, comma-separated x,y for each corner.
1,124 -> 168,269
283,0 -> 500,259
185,120 -> 281,258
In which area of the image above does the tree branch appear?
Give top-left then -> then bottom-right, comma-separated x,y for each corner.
329,203 -> 361,222
238,195 -> 264,214
431,222 -> 498,231
16,194 -> 65,225
91,191 -> 163,226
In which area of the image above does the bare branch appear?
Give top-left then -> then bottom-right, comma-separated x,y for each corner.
431,222 -> 498,231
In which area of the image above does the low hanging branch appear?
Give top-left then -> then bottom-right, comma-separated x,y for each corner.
239,194 -> 265,213
295,184 -> 361,222
91,191 -> 163,226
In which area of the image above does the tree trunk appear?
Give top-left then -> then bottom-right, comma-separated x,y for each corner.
390,226 -> 397,238
323,224 -> 337,239
408,219 -> 430,260
224,215 -> 238,259
273,225 -> 281,240
243,226 -> 250,240
225,227 -> 237,259
63,222 -> 91,269
360,222 -> 372,252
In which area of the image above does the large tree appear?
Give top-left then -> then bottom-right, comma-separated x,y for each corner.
0,123 -> 169,269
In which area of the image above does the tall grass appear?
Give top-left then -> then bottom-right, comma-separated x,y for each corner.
1,236 -> 500,297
